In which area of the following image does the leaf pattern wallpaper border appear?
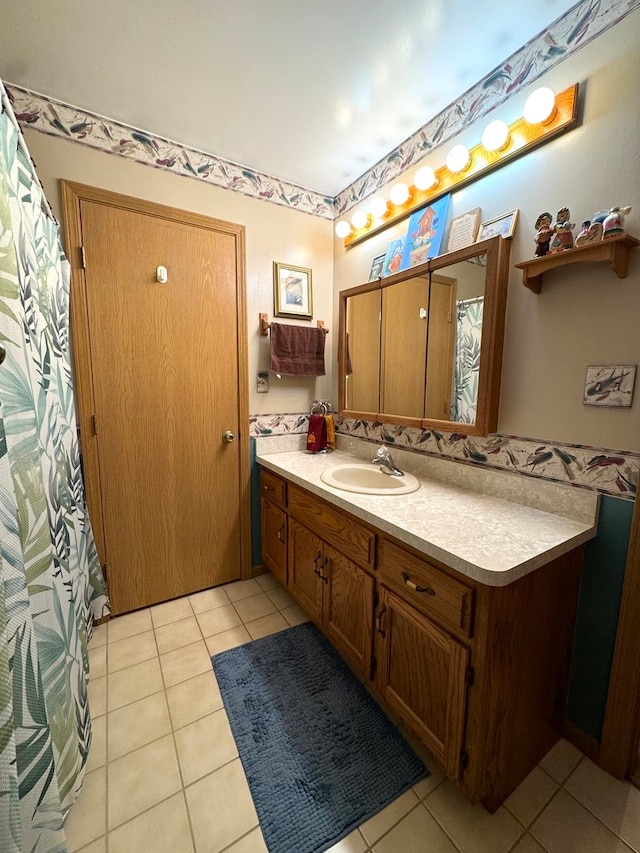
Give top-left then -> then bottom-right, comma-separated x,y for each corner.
5,1 -> 639,218
249,412 -> 639,500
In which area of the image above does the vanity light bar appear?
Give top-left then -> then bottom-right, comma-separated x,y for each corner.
341,83 -> 579,248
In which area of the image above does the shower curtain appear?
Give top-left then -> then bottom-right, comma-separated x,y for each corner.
0,83 -> 109,853
451,296 -> 483,424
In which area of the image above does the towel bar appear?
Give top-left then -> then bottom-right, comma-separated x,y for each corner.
259,313 -> 327,336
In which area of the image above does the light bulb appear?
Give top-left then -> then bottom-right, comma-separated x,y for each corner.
389,182 -> 410,206
414,165 -> 438,190
481,119 -> 510,152
523,87 -> 556,124
369,196 -> 388,218
335,220 -> 352,238
446,144 -> 471,173
351,209 -> 369,230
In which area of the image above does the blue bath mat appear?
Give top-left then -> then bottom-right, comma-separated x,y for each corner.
211,621 -> 427,853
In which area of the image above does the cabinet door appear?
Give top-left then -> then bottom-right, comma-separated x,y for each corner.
288,517 -> 323,623
376,588 -> 469,778
261,498 -> 287,586
323,543 -> 374,679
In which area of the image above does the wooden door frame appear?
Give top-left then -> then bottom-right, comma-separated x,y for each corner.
599,494 -> 640,778
60,180 -> 252,583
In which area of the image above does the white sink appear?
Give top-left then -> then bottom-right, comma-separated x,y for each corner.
320,463 -> 420,495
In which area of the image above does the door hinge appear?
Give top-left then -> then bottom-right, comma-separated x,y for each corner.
460,749 -> 469,771
465,665 -> 475,686
101,561 -> 108,581
81,246 -> 87,269
371,655 -> 377,673
91,414 -> 98,435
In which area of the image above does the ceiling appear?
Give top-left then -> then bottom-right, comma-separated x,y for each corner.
0,0 -> 580,197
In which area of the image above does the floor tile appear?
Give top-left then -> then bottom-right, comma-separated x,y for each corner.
196,603 -> 242,637
189,586 -> 231,614
245,611 -> 290,640
205,626 -> 252,656
87,675 -> 106,718
107,609 -> 152,644
75,837 -> 106,853
86,714 -> 106,773
107,792 -> 194,853
150,596 -> 194,628
264,585 -> 296,610
510,836 -> 548,853
185,759 -> 258,853
160,640 -> 213,687
281,603 -> 311,627
107,657 -> 164,711
107,692 -> 172,761
425,780 -> 523,853
359,788 -> 420,845
107,734 -> 182,830
88,622 -> 107,647
530,789 -> 633,852
233,592 -> 278,623
224,578 -> 263,602
175,709 -> 238,786
504,766 -> 559,827
224,827 -> 269,852
325,828 -> 368,852
107,630 -> 157,673
64,767 -> 106,852
373,803 -> 458,852
88,645 -> 107,679
538,738 -> 584,784
166,670 -> 223,730
254,572 -> 280,591
155,615 -> 203,655
564,757 -> 640,850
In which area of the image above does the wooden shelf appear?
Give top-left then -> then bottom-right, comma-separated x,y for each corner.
514,234 -> 640,293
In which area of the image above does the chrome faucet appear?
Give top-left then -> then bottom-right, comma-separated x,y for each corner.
371,445 -> 404,476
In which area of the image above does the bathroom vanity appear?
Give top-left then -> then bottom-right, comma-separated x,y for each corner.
257,442 -> 598,811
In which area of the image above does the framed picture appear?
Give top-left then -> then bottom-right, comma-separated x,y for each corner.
273,262 -> 312,318
446,208 -> 481,253
401,193 -> 451,269
583,365 -> 636,407
477,208 -> 519,241
381,238 -> 405,277
368,253 -> 386,281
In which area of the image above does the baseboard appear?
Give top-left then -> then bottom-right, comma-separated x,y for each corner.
252,563 -> 268,578
563,719 -> 600,763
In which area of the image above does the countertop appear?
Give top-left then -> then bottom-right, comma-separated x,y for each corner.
256,445 -> 599,587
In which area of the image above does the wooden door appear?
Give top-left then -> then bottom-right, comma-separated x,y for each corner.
261,497 -> 287,586
323,543 -> 374,678
61,183 -> 249,614
376,588 -> 469,777
288,518 -> 323,623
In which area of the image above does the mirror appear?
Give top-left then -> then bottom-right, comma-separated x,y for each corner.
338,235 -> 511,436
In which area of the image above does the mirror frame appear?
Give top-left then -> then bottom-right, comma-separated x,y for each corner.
338,235 -> 511,436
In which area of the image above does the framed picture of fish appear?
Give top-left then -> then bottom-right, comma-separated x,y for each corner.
583,365 -> 636,407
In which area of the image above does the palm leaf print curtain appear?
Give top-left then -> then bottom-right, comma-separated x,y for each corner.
451,297 -> 483,424
0,85 -> 109,853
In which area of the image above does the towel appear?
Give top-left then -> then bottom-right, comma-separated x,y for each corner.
325,414 -> 336,449
306,414 -> 327,452
270,323 -> 327,376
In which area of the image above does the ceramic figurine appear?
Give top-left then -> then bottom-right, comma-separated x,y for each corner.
603,206 -> 632,239
534,212 -> 553,257
549,207 -> 575,252
575,219 -> 604,247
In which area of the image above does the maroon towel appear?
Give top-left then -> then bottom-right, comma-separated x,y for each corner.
306,414 -> 327,452
270,323 -> 327,376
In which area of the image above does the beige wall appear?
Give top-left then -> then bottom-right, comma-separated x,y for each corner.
25,129 -> 335,418
332,12 -> 640,453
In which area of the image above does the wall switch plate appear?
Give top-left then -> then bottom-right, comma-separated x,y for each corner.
257,371 -> 269,393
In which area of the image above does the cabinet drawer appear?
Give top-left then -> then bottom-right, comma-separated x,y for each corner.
289,484 -> 375,569
379,539 -> 474,637
260,469 -> 287,508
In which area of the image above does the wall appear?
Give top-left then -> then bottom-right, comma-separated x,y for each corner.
23,128 -> 336,419
331,11 -> 640,454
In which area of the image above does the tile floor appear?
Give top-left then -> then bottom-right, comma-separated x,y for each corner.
66,573 -> 640,853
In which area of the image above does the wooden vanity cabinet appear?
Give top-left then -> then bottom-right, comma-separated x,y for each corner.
260,470 -> 287,585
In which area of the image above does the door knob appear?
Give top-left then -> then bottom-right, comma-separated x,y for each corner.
222,430 -> 235,443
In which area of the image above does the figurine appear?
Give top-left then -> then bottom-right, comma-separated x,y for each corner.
603,206 -> 632,239
575,219 -> 604,247
549,207 -> 575,252
534,212 -> 553,257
